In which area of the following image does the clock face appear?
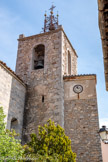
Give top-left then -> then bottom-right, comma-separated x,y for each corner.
73,85 -> 83,94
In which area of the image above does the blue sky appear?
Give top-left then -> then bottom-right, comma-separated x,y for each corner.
0,0 -> 108,127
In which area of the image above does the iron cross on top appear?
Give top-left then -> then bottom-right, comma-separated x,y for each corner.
49,4 -> 56,12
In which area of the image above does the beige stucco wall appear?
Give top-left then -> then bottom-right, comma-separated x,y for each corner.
0,64 -> 26,137
101,141 -> 108,162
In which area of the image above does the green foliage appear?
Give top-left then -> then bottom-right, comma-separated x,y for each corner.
0,107 -> 24,162
0,107 -> 76,161
24,119 -> 76,162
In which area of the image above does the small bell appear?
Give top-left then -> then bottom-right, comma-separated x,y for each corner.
35,60 -> 44,69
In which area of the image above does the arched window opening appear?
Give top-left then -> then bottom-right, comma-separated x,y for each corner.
33,44 -> 45,70
11,118 -> 18,133
68,51 -> 71,75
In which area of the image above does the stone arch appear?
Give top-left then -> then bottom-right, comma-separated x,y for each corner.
11,118 -> 19,133
68,51 -> 71,75
33,44 -> 45,70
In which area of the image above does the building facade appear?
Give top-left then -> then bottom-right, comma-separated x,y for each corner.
98,0 -> 108,91
98,1 -> 108,161
0,61 -> 26,138
0,6 -> 102,161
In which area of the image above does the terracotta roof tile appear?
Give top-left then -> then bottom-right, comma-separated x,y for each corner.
63,74 -> 97,83
63,74 -> 96,78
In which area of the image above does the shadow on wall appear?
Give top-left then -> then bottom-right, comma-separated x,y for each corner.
6,77 -> 26,139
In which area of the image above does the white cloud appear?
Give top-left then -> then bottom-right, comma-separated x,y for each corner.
99,118 -> 108,128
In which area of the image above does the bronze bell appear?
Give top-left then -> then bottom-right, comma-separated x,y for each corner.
35,60 -> 44,69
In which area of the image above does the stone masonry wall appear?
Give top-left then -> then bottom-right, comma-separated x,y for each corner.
0,65 -> 12,123
0,64 -> 26,138
62,32 -> 77,75
64,75 -> 102,162
16,29 -> 68,142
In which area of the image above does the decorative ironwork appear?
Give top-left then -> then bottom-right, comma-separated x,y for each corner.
42,4 -> 59,33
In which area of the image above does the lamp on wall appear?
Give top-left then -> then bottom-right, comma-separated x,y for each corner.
99,126 -> 108,144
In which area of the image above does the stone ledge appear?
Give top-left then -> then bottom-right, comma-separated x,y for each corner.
63,74 -> 96,83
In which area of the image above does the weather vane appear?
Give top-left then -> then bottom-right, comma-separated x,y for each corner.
42,4 -> 59,33
49,3 -> 55,12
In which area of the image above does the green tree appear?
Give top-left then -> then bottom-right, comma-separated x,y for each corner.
0,107 -> 24,162
24,119 -> 76,162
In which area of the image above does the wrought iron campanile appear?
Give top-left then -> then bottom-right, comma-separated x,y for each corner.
43,5 -> 59,33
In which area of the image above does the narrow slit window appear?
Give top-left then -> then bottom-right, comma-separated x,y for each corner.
42,96 -> 44,102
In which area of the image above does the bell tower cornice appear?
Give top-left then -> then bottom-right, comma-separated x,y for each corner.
17,27 -> 78,58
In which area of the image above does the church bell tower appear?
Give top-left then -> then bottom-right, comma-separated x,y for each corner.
16,5 -> 77,141
15,5 -> 102,161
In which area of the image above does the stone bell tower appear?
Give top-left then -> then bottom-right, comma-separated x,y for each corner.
15,5 -> 102,161
16,5 -> 77,141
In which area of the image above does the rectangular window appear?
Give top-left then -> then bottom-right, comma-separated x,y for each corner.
42,96 -> 44,102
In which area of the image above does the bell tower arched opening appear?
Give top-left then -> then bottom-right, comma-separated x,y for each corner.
33,44 -> 45,70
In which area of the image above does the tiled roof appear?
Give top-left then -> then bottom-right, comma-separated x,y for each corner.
63,74 -> 96,78
63,74 -> 96,77
63,74 -> 96,82
0,60 -> 25,86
